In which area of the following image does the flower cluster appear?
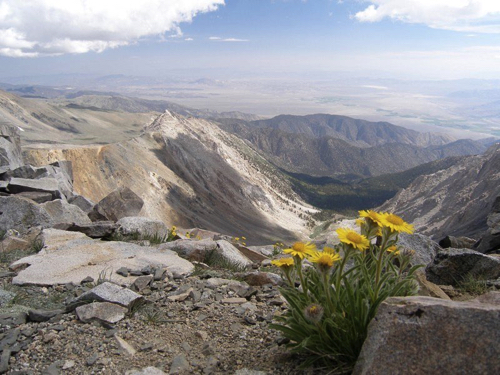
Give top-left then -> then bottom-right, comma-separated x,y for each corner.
270,211 -> 419,371
232,236 -> 247,247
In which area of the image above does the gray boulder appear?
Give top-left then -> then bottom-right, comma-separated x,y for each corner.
68,194 -> 94,213
426,248 -> 500,285
215,240 -> 253,268
353,295 -> 500,375
397,232 -> 441,267
0,196 -> 53,234
7,177 -> 62,199
88,187 -> 144,222
117,216 -> 169,238
0,165 -> 45,180
40,199 -> 92,227
75,302 -> 127,324
15,191 -> 53,203
0,124 -> 23,169
159,239 -> 218,260
439,235 -> 476,249
160,239 -> 252,268
74,282 -> 142,310
247,245 -> 274,257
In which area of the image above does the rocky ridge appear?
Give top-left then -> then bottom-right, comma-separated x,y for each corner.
23,112 -> 314,244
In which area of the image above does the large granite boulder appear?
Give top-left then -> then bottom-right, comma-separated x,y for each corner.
160,239 -> 252,267
88,187 -> 144,222
426,247 -> 500,285
0,196 -> 53,234
0,124 -> 23,170
397,232 -> 441,267
353,295 -> 500,375
11,229 -> 194,285
40,199 -> 92,227
117,216 -> 169,238
159,239 -> 218,259
68,194 -> 95,213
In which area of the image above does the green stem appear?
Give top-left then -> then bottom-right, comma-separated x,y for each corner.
373,233 -> 389,302
335,247 -> 350,300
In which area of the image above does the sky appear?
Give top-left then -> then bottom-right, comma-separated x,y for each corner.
1,0 -> 500,80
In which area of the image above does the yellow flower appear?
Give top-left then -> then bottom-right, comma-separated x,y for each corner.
386,245 -> 400,255
380,213 -> 414,234
308,250 -> 341,269
185,232 -> 191,238
241,242 -> 246,246
323,246 -> 336,255
283,242 -> 316,259
336,228 -> 370,251
242,236 -> 246,240
234,237 -> 240,241
359,210 -> 384,226
171,226 -> 177,231
271,257 -> 294,268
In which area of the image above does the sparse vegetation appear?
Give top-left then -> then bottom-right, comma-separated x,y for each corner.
457,273 -> 490,296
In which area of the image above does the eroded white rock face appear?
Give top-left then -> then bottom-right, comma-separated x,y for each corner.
11,229 -> 194,286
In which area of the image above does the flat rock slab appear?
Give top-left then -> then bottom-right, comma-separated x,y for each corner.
76,302 -> 127,324
75,282 -> 142,309
11,229 -> 194,286
353,296 -> 500,375
7,177 -> 62,199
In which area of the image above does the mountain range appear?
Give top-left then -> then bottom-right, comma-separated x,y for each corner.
3,87 -> 499,242
218,115 -> 490,178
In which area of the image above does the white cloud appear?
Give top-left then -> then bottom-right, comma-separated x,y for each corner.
221,38 -> 249,42
185,38 -> 194,41
209,36 -> 248,42
354,0 -> 500,33
0,0 -> 224,57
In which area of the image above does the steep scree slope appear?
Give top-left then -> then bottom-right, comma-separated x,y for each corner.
379,143 -> 500,239
24,112 -> 314,244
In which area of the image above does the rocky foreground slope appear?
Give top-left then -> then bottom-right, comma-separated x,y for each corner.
22,112 -> 314,244
380,142 -> 500,240
2,117 -> 500,373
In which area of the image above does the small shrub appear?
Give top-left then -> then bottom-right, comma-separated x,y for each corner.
31,238 -> 44,253
270,210 -> 420,373
92,267 -> 113,286
458,273 -> 489,296
272,242 -> 285,256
